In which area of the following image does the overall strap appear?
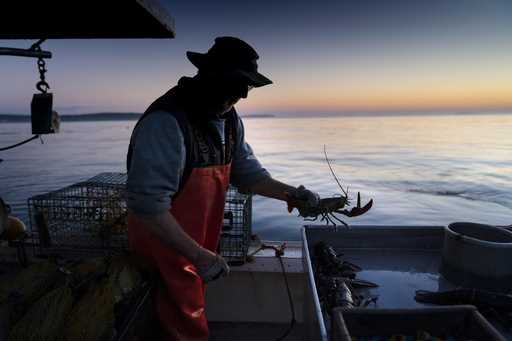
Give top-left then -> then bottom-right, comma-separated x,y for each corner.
127,83 -> 239,197
126,88 -> 193,195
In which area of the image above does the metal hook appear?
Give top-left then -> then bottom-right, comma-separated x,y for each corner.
36,80 -> 50,93
29,39 -> 47,51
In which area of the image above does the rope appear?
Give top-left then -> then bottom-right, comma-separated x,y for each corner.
248,239 -> 296,340
0,135 -> 40,151
275,253 -> 296,341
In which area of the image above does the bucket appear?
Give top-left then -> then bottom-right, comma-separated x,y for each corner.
440,222 -> 512,292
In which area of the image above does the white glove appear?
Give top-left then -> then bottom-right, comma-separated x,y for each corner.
196,254 -> 230,283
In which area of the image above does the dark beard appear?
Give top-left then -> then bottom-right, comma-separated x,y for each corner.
182,75 -> 236,119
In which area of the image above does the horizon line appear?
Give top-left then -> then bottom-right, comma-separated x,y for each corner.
1,107 -> 512,116
1,110 -> 511,121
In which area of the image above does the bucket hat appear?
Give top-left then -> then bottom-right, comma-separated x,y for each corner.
187,36 -> 272,87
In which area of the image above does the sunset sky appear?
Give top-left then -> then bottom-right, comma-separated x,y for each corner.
0,0 -> 511,115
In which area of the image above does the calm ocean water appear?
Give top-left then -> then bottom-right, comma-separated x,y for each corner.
1,114 -> 511,240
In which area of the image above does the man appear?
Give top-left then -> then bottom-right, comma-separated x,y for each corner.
126,36 -> 319,341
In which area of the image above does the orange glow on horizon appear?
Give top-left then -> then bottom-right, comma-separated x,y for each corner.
236,47 -> 512,114
238,72 -> 512,113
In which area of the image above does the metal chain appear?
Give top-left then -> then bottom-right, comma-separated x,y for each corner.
30,39 -> 50,93
36,57 -> 50,93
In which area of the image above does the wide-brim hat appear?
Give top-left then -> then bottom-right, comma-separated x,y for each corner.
187,37 -> 273,88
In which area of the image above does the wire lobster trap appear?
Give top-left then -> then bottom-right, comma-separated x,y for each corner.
28,173 -> 128,257
27,173 -> 253,263
219,186 -> 252,265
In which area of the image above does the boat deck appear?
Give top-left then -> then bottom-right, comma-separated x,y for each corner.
0,242 -> 307,340
210,322 -> 304,341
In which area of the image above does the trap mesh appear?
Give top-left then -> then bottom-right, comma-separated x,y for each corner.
28,175 -> 128,257
219,187 -> 252,265
28,173 -> 252,263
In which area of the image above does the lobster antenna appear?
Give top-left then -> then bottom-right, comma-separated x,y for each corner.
324,145 -> 348,196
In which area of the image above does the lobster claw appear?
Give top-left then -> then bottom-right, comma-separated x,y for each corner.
337,192 -> 373,217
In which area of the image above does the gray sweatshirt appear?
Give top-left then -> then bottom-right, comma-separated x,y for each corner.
126,110 -> 270,215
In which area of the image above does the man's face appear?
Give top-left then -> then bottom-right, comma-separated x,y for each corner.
204,73 -> 253,116
219,83 -> 253,113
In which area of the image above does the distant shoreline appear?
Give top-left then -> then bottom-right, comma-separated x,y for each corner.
0,112 -> 277,122
0,113 -> 141,123
0,111 -> 510,123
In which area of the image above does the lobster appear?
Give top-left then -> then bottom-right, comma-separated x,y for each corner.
314,241 -> 379,312
286,146 -> 373,227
